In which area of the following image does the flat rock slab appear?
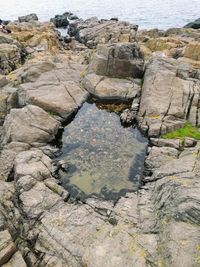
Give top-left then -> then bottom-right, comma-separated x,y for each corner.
35,202 -> 154,267
18,65 -> 88,119
83,73 -> 141,100
1,104 -> 60,145
20,81 -> 88,119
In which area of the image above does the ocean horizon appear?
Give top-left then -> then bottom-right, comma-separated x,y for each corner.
1,0 -> 200,29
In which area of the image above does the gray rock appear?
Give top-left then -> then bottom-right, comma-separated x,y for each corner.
89,43 -> 144,78
144,146 -> 179,176
0,230 -> 16,266
12,61 -> 56,84
19,181 -> 62,218
0,86 -> 18,125
0,43 -> 22,75
14,149 -> 54,181
68,18 -> 138,48
83,73 -> 141,100
184,137 -> 197,147
2,251 -> 27,267
138,56 -> 200,136
150,138 -> 181,149
0,75 -> 9,88
1,105 -> 60,145
18,13 -> 38,23
19,80 -> 88,119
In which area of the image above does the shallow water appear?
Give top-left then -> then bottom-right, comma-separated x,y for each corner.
1,0 -> 200,29
58,102 -> 147,201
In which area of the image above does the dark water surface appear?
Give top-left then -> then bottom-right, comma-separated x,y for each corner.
1,0 -> 200,29
58,101 -> 147,201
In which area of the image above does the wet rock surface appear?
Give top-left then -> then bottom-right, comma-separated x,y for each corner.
0,14 -> 200,267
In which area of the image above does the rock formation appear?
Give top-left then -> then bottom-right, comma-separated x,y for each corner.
68,17 -> 138,48
0,14 -> 199,267
184,18 -> 200,29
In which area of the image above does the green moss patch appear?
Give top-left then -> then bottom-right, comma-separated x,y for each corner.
162,122 -> 200,140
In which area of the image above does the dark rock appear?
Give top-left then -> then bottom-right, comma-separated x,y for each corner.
18,13 -> 38,23
2,20 -> 11,25
110,17 -> 119,21
50,13 -> 69,28
120,99 -> 139,124
57,160 -> 69,172
184,18 -> 200,29
68,13 -> 79,20
63,35 -> 72,43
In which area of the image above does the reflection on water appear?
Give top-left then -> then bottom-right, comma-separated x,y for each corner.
58,102 -> 147,201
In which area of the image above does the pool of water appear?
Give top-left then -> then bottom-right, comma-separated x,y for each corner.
58,101 -> 147,201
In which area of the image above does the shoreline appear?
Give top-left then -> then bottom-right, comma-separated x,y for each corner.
0,13 -> 200,267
